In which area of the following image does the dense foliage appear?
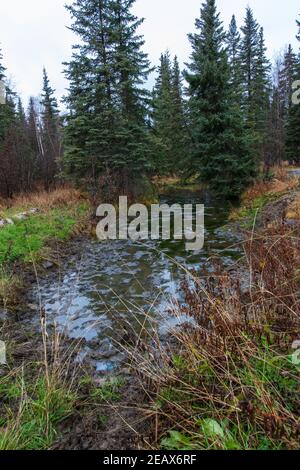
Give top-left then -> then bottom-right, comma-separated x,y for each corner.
0,1 -> 300,198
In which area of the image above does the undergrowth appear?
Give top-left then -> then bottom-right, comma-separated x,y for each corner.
229,169 -> 299,226
127,219 -> 300,450
0,371 -> 77,450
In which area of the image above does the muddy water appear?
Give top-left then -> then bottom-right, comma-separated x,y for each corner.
35,188 -> 242,372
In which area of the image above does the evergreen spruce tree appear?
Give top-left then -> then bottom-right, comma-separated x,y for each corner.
240,7 -> 260,119
0,46 -> 6,82
15,97 -> 35,191
169,56 -> 189,170
226,15 -> 242,100
279,45 -> 298,116
240,9 -> 271,132
107,0 -> 153,179
27,97 -> 41,177
64,0 -> 152,191
185,0 -> 257,198
152,54 -> 189,174
64,0 -> 115,184
17,97 -> 26,124
0,47 -> 15,146
253,27 -> 271,134
152,52 -> 173,173
286,17 -> 300,163
40,68 -> 61,188
265,86 -> 285,167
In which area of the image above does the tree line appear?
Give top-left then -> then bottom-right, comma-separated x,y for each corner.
0,0 -> 300,199
0,65 -> 62,198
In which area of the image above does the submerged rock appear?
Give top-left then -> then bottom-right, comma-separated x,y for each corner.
97,339 -> 119,359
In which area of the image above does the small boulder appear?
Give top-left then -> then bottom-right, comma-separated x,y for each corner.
42,261 -> 54,270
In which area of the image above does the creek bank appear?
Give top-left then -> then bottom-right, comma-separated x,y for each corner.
129,188 -> 300,450
2,182 -> 299,450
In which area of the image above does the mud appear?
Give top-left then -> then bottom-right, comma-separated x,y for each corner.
1,188 -> 244,450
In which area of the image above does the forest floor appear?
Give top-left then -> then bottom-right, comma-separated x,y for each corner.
0,170 -> 300,450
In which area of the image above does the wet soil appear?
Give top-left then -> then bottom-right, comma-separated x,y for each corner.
0,188 -> 246,450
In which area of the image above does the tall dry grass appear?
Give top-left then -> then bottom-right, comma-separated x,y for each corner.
242,166 -> 299,204
0,296 -> 81,450
124,220 -> 300,450
0,186 -> 87,213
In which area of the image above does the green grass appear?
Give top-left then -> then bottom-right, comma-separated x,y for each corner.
0,271 -> 23,306
0,372 -> 77,450
157,341 -> 300,451
0,202 -> 89,264
230,193 -> 280,228
90,377 -> 125,403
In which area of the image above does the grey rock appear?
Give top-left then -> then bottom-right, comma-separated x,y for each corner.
98,339 -> 119,359
43,261 -> 54,270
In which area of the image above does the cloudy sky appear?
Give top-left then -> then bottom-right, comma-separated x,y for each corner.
0,0 -> 299,104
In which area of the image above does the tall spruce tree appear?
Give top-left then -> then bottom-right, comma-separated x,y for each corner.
286,16 -> 300,163
152,52 -> 189,174
263,54 -> 286,167
27,97 -> 41,178
226,15 -> 242,100
185,0 -> 257,198
169,56 -> 189,170
240,9 -> 271,132
40,68 -> 61,189
152,52 -> 174,173
240,7 -> 260,118
279,45 -> 297,116
152,53 -> 188,173
0,47 -> 15,147
0,46 -> 6,82
107,0 -> 153,178
64,0 -> 118,184
254,27 -> 271,134
64,0 -> 152,191
15,98 -> 35,191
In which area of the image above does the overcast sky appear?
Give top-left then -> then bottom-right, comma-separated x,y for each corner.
0,0 -> 299,105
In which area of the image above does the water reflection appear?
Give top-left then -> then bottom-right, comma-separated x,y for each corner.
36,189 -> 242,371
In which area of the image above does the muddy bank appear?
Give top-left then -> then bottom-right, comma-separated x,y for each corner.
257,190 -> 300,228
1,187 -> 244,449
4,185 -> 297,450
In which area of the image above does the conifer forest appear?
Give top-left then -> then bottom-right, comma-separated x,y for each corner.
0,0 -> 300,456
